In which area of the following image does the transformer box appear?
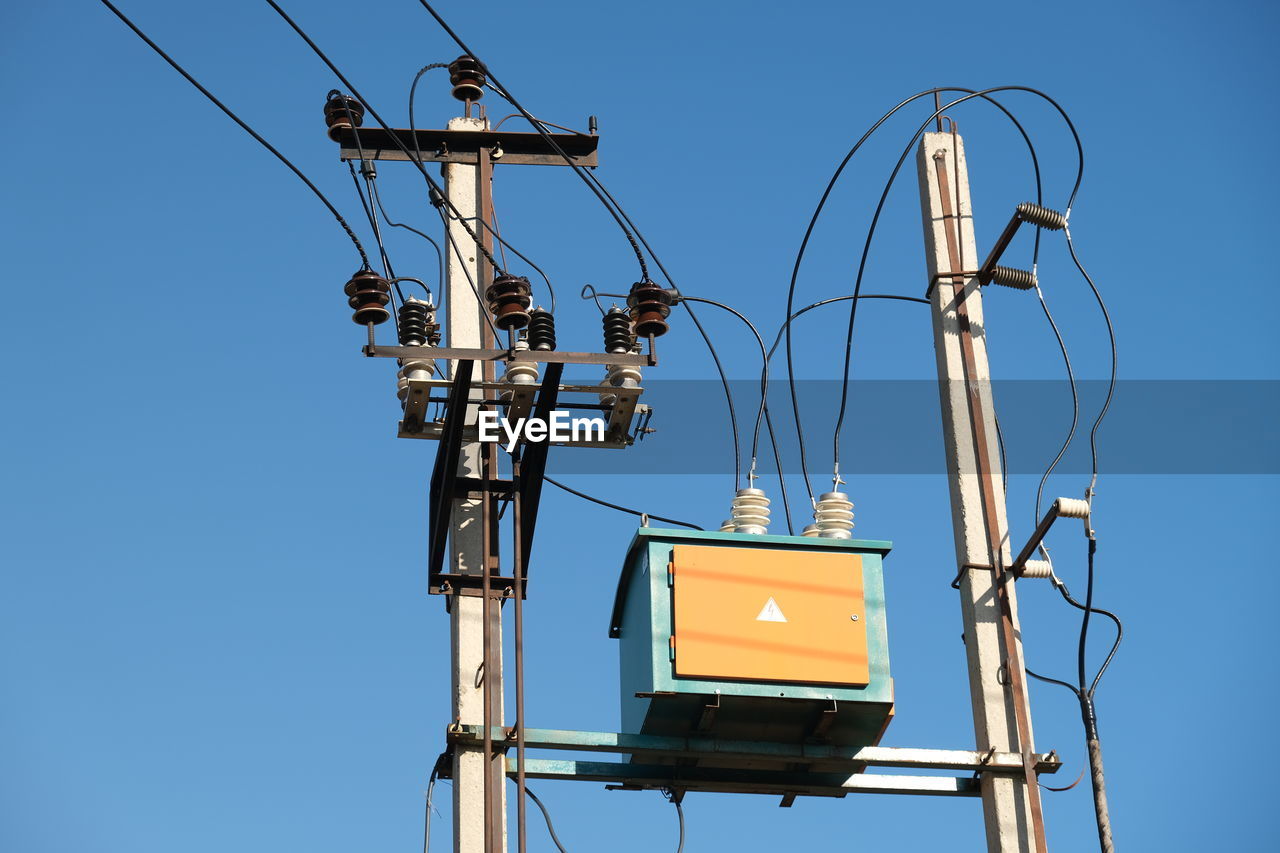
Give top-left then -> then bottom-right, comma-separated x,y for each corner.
610,528 -> 894,750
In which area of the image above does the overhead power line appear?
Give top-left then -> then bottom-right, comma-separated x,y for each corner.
97,0 -> 370,269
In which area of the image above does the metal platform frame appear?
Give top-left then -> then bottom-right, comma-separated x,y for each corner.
445,725 -> 1061,803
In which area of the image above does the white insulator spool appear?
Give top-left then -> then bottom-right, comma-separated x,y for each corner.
801,524 -> 820,537
396,358 -> 436,402
1021,559 -> 1053,579
1055,497 -> 1091,519
813,491 -> 855,539
730,487 -> 770,535
719,519 -> 735,533
599,361 -> 642,407
499,340 -> 539,402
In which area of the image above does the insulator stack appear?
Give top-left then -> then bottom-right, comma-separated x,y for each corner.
719,519 -> 736,533
989,265 -> 1037,290
398,297 -> 440,347
603,306 -> 634,354
527,308 -> 557,351
324,93 -> 364,142
344,269 -> 391,325
626,280 -> 674,338
813,491 -> 855,539
1021,560 -> 1053,579
485,274 -> 532,330
729,488 -> 771,535
1017,202 -> 1067,231
448,55 -> 485,102
801,524 -> 820,537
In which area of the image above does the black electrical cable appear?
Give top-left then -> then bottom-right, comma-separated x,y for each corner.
335,95 -> 405,304
678,295 -> 793,534
421,760 -> 441,853
477,200 -> 557,314
573,285 -> 741,491
431,31 -> 741,490
826,87 -> 1080,484
544,476 -> 703,531
784,86 -> 1075,502
521,785 -> 569,853
430,203 -> 503,343
368,179 -> 444,302
1064,228 -> 1117,495
767,294 -> 929,362
405,61 -> 554,322
661,789 -> 685,853
414,0 -> 651,281
97,0 -> 370,270
799,88 -> 1116,844
346,161 -> 405,312
263,0 -> 506,281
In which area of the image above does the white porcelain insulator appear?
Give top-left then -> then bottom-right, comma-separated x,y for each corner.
396,358 -> 436,402
719,519 -> 735,533
730,488 -> 770,535
1055,497 -> 1091,519
599,363 -> 642,407
814,491 -> 854,539
1021,559 -> 1053,579
801,524 -> 820,537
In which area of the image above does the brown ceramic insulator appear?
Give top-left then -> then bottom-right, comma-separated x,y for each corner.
344,269 -> 391,325
484,274 -> 532,330
324,94 -> 365,142
448,55 -> 485,102
626,280 -> 673,338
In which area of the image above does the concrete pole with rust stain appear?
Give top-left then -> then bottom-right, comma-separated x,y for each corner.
916,130 -> 1049,852
444,113 -> 508,853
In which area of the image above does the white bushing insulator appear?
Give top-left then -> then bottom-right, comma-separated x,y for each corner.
499,341 -> 539,402
730,488 -> 770,535
1055,497 -> 1090,519
801,524 -> 820,537
599,362 -> 642,407
813,491 -> 855,539
719,519 -> 735,533
396,358 -> 436,402
1021,560 -> 1053,579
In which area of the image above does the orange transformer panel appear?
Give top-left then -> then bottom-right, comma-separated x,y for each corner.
670,544 -> 870,686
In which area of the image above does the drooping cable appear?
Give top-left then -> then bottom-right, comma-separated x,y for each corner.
263,0 -> 506,281
544,477 -> 703,531
784,86 -> 1077,501
522,784 -> 569,853
437,40 -> 741,489
484,193 -> 557,314
421,758 -> 442,853
661,789 -> 685,853
826,87 -> 1081,486
405,60 -> 552,323
678,295 -> 793,533
97,0 -> 370,269
414,0 -> 651,281
368,179 -> 444,302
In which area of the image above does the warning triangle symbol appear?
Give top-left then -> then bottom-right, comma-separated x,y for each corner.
756,597 -> 788,623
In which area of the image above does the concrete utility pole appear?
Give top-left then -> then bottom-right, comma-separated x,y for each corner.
444,114 -> 507,852
917,130 -> 1049,852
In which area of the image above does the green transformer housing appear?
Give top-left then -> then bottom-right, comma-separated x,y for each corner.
610,527 -> 894,750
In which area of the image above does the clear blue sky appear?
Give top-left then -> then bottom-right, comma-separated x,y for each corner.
3,1 -> 1276,850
